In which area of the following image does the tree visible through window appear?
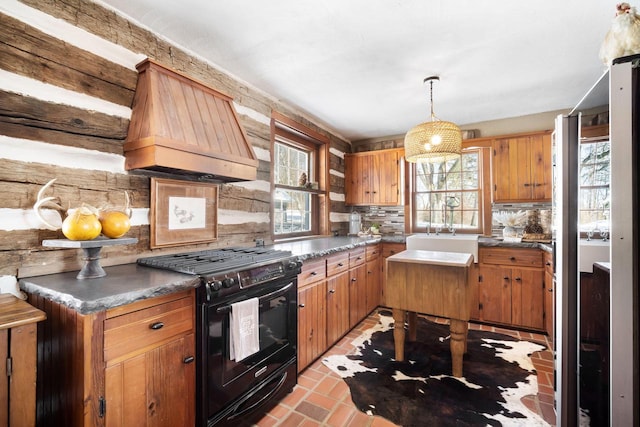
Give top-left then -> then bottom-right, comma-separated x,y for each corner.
579,139 -> 610,233
412,150 -> 482,233
273,142 -> 312,235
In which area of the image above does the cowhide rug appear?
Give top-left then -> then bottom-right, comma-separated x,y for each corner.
323,310 -> 548,426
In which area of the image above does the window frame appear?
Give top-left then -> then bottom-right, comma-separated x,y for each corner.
578,134 -> 610,235
407,146 -> 491,235
270,111 -> 330,241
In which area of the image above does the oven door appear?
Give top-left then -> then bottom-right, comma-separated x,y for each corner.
200,277 -> 297,422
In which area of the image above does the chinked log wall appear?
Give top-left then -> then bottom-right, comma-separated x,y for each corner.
0,0 -> 350,277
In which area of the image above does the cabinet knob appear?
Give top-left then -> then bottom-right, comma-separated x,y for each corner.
514,277 -> 522,282
510,256 -> 516,261
310,271 -> 317,276
338,262 -> 344,267
546,261 -> 552,266
183,356 -> 195,364
503,276 -> 510,280
149,322 -> 164,330
298,303 -> 305,308
329,289 -> 336,294
351,278 -> 357,282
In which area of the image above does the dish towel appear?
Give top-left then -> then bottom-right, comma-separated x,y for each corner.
229,297 -> 260,362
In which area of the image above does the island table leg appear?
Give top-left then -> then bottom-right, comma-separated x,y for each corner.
449,318 -> 468,377
392,308 -> 406,361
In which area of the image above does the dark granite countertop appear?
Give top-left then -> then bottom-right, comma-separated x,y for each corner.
18,234 -> 552,315
19,264 -> 200,314
272,235 -> 385,260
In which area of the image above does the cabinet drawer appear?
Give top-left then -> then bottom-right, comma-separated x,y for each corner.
327,252 -> 349,276
382,243 -> 406,259
104,295 -> 194,363
479,247 -> 543,268
299,258 -> 327,286
349,248 -> 366,268
366,244 -> 381,261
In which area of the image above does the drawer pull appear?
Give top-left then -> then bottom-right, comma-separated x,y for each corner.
546,261 -> 552,266
357,256 -> 363,260
514,277 -> 522,282
183,356 -> 195,364
338,262 -> 344,267
149,322 -> 164,330
329,289 -> 336,294
510,257 -> 516,261
351,278 -> 357,282
310,271 -> 318,276
503,276 -> 510,280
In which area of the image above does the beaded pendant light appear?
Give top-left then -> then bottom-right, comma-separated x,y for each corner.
404,76 -> 462,163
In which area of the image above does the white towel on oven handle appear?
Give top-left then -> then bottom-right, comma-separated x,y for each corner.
229,297 -> 260,361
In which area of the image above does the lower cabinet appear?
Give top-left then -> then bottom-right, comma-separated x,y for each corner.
297,244 -> 383,372
477,247 -> 545,330
104,293 -> 196,427
27,289 -> 196,427
297,258 -> 327,373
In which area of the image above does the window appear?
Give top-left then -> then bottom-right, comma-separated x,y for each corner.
411,148 -> 488,234
271,112 -> 329,239
579,138 -> 610,233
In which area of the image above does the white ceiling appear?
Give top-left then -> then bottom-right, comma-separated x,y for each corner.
99,0 -> 614,141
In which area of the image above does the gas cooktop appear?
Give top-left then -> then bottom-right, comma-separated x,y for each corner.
137,247 -> 294,276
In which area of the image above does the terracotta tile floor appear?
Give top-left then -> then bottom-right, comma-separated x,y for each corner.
253,309 -> 556,426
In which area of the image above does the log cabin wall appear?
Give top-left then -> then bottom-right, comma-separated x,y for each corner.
0,0 -> 350,278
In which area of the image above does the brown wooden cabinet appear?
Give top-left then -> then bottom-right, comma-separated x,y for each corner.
492,131 -> 552,203
326,251 -> 350,347
477,247 -> 545,330
381,243 -> 406,306
27,289 -> 195,427
365,244 -> 381,314
348,248 -> 367,329
103,293 -> 195,427
543,250 -> 554,338
297,257 -> 327,372
297,244 -> 384,372
345,148 -> 403,206
0,295 -> 46,427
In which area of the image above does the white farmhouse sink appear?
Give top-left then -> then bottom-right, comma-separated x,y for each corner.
579,239 -> 610,273
406,233 -> 479,263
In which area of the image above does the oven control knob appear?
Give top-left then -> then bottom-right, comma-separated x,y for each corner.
209,280 -> 222,291
287,260 -> 301,271
222,277 -> 235,288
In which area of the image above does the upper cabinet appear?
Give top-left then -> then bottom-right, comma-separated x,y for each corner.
492,131 -> 552,203
345,148 -> 403,206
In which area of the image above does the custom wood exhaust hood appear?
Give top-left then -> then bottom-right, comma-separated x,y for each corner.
124,59 -> 258,181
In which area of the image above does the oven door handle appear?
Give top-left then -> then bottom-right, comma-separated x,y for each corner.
215,281 -> 294,314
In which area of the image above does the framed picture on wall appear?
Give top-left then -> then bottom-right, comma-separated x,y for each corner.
150,177 -> 218,248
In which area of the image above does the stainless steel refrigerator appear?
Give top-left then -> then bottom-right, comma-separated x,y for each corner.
554,55 -> 639,426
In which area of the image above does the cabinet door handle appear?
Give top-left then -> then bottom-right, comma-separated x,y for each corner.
149,322 -> 164,330
329,289 -> 336,294
546,261 -> 552,266
183,356 -> 195,364
298,303 -> 305,308
510,256 -> 516,261
524,183 -> 531,187
351,278 -> 357,282
503,276 -> 510,280
514,277 -> 522,282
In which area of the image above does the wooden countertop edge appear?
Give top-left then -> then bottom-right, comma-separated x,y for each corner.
0,294 -> 46,330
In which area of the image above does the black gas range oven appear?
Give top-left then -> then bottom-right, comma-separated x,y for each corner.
138,247 -> 302,426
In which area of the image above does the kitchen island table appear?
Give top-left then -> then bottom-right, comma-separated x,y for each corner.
385,249 -> 473,377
